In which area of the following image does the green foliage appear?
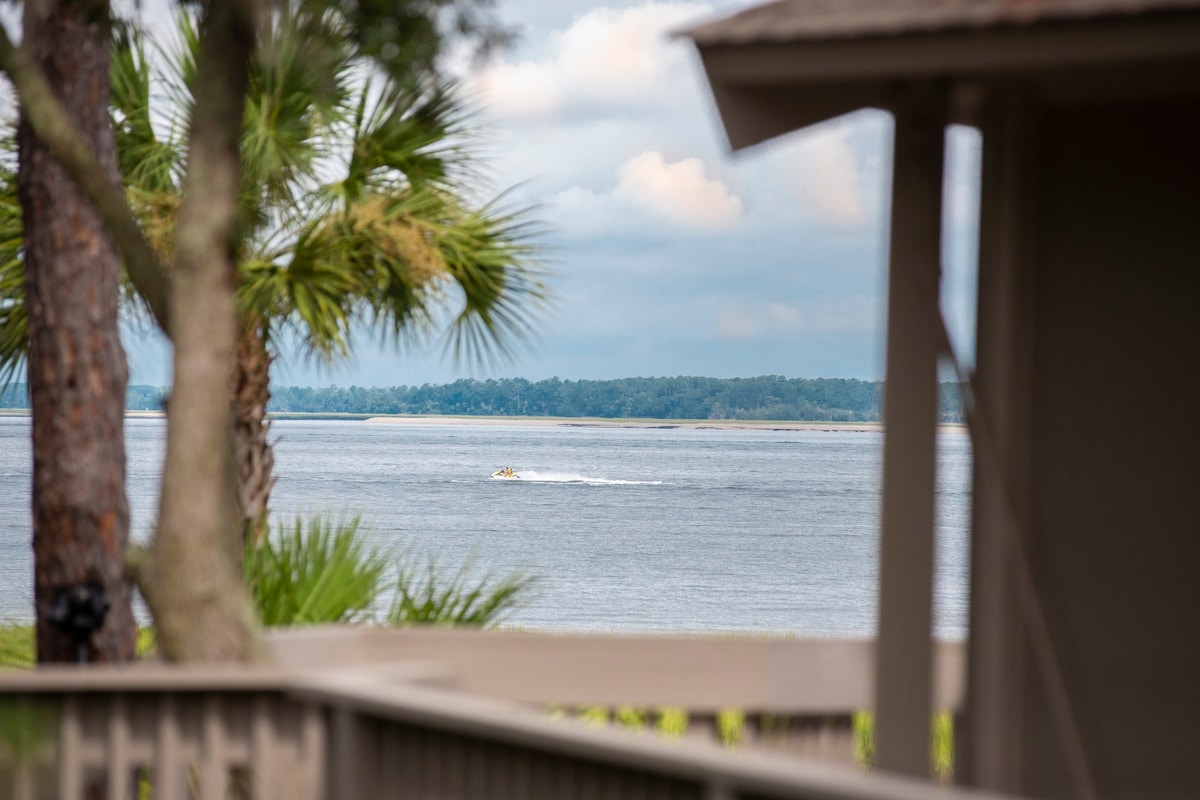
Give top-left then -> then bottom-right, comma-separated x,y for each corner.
932,711 -> 955,782
245,513 -> 532,628
552,707 -> 711,741
0,140 -> 25,389
657,707 -> 688,738
0,624 -> 34,669
0,6 -> 549,389
385,551 -> 533,627
0,698 -> 54,760
136,627 -> 158,659
0,377 -> 971,422
265,376 -> 966,422
0,624 -> 155,668
295,0 -> 514,90
245,515 -> 387,626
853,710 -> 875,767
577,706 -> 609,727
613,706 -> 647,730
716,709 -> 744,747
851,711 -> 954,780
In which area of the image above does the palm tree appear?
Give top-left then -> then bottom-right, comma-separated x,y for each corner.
2,8 -> 549,545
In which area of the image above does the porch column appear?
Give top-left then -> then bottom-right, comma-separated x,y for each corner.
959,87 -> 1035,793
873,82 -> 946,778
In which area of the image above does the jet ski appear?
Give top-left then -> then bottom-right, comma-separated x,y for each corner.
491,467 -> 519,479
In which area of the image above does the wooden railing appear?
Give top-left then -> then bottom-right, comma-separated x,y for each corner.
0,630 -> 1008,800
266,628 -> 966,760
0,668 -> 321,800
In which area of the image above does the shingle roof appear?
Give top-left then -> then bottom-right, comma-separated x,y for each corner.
685,0 -> 1200,45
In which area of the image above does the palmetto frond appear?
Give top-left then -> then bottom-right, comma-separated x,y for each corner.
0,147 -> 25,388
0,5 -> 549,387
232,6 -> 547,369
341,78 -> 472,199
251,182 -> 548,368
111,22 -> 185,195
242,7 -> 355,227
437,195 -> 549,368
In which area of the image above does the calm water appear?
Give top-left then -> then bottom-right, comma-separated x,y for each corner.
0,416 -> 972,637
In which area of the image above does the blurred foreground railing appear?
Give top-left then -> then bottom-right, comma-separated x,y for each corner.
0,629 -> 1011,800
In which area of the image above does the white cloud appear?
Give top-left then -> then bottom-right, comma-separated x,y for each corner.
756,114 -> 888,231
471,2 -> 713,120
546,149 -> 741,234
766,303 -> 805,330
473,60 -> 562,118
615,151 -> 742,227
714,295 -> 878,341
788,124 -> 867,228
716,305 -> 760,340
943,125 -> 982,232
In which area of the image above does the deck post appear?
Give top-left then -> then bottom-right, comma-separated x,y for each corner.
958,86 -> 1035,792
873,81 -> 946,778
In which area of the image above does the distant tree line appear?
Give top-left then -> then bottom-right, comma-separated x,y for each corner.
0,384 -> 167,411
270,377 -> 966,422
1,378 -> 966,422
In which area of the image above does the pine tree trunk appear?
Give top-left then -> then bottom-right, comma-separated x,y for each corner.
234,316 -> 276,549
17,0 -> 136,664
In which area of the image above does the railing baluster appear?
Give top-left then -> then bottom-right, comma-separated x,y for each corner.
377,723 -> 402,797
200,695 -> 224,800
58,694 -> 81,800
511,741 -> 531,800
424,724 -> 442,797
465,737 -> 487,800
300,703 -> 325,800
156,694 -> 182,800
703,781 -> 734,800
107,694 -> 131,800
251,694 -> 274,800
329,707 -> 362,800
621,769 -> 647,800
13,727 -> 35,800
445,732 -> 465,798
685,713 -> 716,745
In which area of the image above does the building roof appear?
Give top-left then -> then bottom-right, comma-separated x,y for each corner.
685,0 -> 1200,45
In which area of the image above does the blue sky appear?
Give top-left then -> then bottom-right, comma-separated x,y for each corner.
125,0 -> 981,388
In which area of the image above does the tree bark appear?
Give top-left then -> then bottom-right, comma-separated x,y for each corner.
141,0 -> 264,662
0,11 -> 170,334
17,0 -> 136,664
234,315 -> 276,550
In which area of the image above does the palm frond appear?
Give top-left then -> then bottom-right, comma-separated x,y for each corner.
241,6 -> 356,224
110,22 -> 184,194
2,4 -> 553,387
158,10 -> 200,131
432,193 -> 551,368
246,514 -> 387,626
341,79 -> 473,202
241,220 -> 363,361
386,550 -> 534,627
0,134 -> 27,388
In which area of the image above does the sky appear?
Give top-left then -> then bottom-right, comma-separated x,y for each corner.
120,0 -> 982,389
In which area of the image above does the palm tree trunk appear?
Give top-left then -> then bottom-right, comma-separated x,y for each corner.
234,316 -> 276,549
18,0 -> 136,664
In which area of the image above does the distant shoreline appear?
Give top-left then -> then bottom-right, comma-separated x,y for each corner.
362,414 -> 967,434
3,409 -> 967,433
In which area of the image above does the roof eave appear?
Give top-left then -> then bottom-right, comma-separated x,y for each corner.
687,12 -> 1200,150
